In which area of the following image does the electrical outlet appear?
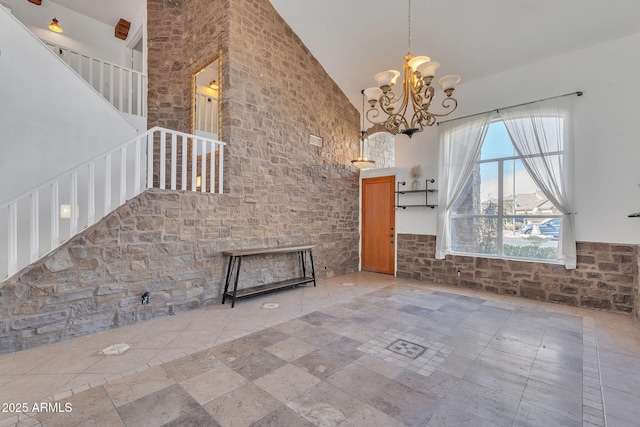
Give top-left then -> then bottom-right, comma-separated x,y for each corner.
141,292 -> 149,305
456,270 -> 461,277
324,264 -> 327,270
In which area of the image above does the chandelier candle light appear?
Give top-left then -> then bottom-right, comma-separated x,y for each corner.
351,90 -> 376,169
364,0 -> 460,137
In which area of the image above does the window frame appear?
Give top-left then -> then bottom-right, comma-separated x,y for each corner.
447,121 -> 564,264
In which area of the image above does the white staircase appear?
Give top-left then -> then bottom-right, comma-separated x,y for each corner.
1,127 -> 226,282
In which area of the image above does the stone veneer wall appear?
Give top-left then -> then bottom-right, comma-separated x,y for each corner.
636,246 -> 640,323
0,187 -> 358,354
397,234 -> 638,314
366,132 -> 395,169
0,0 -> 363,354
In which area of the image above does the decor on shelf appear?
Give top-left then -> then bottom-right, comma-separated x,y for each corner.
363,0 -> 460,138
48,18 -> 62,33
351,89 -> 376,169
410,165 -> 422,190
114,18 -> 131,40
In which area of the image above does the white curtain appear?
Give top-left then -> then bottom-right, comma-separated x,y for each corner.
499,96 -> 577,269
436,112 -> 494,259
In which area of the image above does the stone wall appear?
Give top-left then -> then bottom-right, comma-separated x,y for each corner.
0,186 -> 357,354
397,234 -> 638,314
0,0 -> 363,354
366,132 -> 395,169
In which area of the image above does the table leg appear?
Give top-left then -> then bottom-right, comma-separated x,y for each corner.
231,256 -> 242,308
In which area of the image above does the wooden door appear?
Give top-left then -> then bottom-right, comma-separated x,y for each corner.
362,176 -> 395,274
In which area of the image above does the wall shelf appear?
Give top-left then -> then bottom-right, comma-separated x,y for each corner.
395,179 -> 437,209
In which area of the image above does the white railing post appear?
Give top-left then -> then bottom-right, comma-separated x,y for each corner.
120,146 -> 127,205
51,181 -> 59,248
147,132 -> 154,189
70,171 -> 78,236
201,139 -> 207,193
8,203 -> 18,277
181,135 -> 187,190
88,162 -> 95,224
134,137 -> 141,194
160,131 -> 166,189
218,145 -> 224,194
30,192 -> 39,262
191,136 -> 197,190
104,154 -> 112,215
171,133 -> 177,190
209,142 -> 215,194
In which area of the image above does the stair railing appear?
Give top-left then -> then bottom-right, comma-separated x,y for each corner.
1,127 -> 225,282
44,41 -> 147,118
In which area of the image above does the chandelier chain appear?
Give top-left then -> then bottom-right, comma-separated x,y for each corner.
407,0 -> 412,54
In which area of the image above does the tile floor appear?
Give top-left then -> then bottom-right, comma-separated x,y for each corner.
0,272 -> 639,426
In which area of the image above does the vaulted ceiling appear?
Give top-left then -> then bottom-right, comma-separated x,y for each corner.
52,0 -> 640,109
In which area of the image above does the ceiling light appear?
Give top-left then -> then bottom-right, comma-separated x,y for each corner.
351,90 -> 376,169
48,18 -> 62,33
363,0 -> 460,138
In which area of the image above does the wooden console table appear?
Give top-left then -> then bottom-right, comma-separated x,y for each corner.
221,245 -> 316,307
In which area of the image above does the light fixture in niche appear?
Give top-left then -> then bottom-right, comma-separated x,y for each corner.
48,17 -> 62,33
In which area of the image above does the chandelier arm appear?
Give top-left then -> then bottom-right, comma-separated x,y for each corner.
423,97 -> 458,118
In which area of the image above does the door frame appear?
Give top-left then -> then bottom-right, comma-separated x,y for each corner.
359,169 -> 398,275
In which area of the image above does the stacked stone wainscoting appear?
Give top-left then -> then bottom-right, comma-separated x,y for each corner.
0,186 -> 358,354
397,234 -> 638,314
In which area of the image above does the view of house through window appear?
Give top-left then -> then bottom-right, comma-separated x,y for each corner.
450,121 -> 562,261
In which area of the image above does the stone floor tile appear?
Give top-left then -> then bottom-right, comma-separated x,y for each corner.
338,403 -> 405,427
463,359 -> 528,397
425,402 -> 498,427
292,347 -> 354,380
35,386 -> 116,426
443,379 -> 520,426
286,382 -> 363,427
353,353 -> 404,379
326,362 -> 391,402
520,378 -> 583,421
253,363 -> 321,403
117,383 -> 212,427
81,348 -> 161,375
161,351 -> 220,382
298,311 -> 340,326
250,405 -> 315,427
602,386 -> 640,425
512,401 -> 581,427
367,378 -> 439,426
433,353 -> 474,379
264,337 -> 317,362
203,383 -> 281,427
224,349 -> 287,381
179,362 -> 247,405
103,365 -> 175,408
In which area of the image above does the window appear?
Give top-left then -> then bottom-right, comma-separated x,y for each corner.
436,96 -> 577,268
449,121 -> 562,261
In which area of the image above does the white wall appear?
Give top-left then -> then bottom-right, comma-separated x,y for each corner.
0,9 -> 137,204
384,31 -> 640,245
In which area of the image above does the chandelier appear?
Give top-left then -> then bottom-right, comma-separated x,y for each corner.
351,90 -> 376,169
364,0 -> 460,138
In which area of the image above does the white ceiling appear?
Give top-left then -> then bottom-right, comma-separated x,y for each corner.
52,0 -> 640,109
51,0 -> 141,27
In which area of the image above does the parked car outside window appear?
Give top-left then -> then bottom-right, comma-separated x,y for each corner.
519,218 -> 561,240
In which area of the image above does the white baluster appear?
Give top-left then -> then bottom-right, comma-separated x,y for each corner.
8,202 -> 17,277
120,146 -> 127,205
191,136 -> 197,191
51,181 -> 59,248
160,131 -> 166,190
134,138 -> 141,194
218,144 -> 224,194
209,142 -> 214,194
88,162 -> 95,224
104,154 -> 112,215
201,139 -> 207,193
70,172 -> 78,236
171,133 -> 177,190
30,192 -> 39,262
181,135 -> 187,190
147,132 -> 154,189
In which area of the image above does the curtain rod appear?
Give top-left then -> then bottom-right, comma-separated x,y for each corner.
437,91 -> 583,126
